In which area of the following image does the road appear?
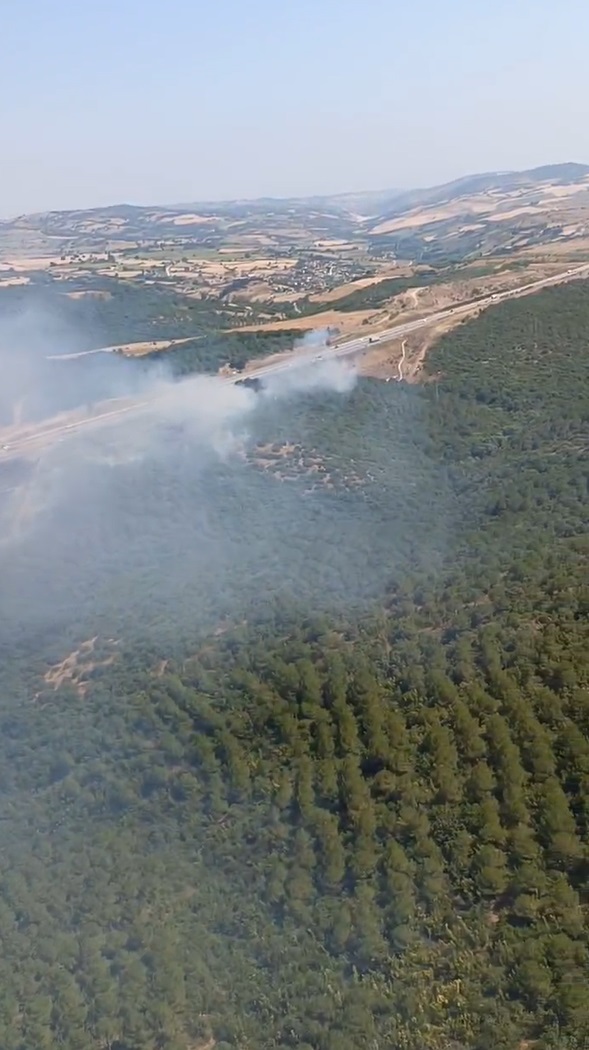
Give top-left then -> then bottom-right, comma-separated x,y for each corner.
397,340 -> 407,382
2,261 -> 589,460
235,261 -> 589,381
46,347 -> 115,361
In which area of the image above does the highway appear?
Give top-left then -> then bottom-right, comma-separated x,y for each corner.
228,261 -> 589,381
2,261 -> 588,461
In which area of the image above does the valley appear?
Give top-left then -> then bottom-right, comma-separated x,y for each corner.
0,166 -> 589,1050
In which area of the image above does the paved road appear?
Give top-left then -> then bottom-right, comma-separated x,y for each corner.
2,261 -> 588,460
235,261 -> 589,380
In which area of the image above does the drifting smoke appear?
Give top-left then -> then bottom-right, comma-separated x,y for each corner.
0,304 -> 160,428
0,296 -> 448,659
263,356 -> 356,399
0,307 -> 373,650
294,326 -> 333,350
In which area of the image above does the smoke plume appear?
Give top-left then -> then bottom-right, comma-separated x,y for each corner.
0,311 -> 369,652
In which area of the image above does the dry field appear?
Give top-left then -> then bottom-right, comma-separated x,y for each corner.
161,256 -> 296,279
65,289 -> 112,300
236,307 -> 378,336
168,213 -> 217,226
0,275 -> 30,287
108,337 -> 193,357
518,235 -> 589,259
370,176 -> 589,236
234,256 -> 583,381
379,263 -> 561,324
2,165 -> 589,394
308,266 -> 413,304
356,313 -> 468,382
0,255 -> 65,271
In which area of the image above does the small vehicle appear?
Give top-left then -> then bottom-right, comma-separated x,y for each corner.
235,376 -> 264,392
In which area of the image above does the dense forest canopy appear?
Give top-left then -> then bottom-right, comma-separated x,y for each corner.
0,281 -> 588,1049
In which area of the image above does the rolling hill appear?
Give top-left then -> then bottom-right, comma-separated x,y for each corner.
3,162 -> 589,264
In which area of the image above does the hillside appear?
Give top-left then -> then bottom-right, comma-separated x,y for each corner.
368,163 -> 589,262
0,280 -> 588,1049
2,165 -> 589,397
2,162 -> 588,265
372,162 -> 589,217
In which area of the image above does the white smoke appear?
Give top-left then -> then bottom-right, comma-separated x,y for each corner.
262,357 -> 356,399
0,333 -> 357,546
294,326 -> 332,350
0,310 -> 372,650
83,352 -> 356,468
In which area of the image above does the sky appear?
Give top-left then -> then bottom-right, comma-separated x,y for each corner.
2,0 -> 588,215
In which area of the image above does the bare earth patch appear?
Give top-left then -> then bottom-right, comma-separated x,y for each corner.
170,213 -> 217,226
242,441 -> 363,492
175,256 -> 296,279
1,255 -> 66,271
0,275 -> 30,287
309,266 -> 413,304
370,175 -> 589,236
113,337 -> 194,357
42,638 -> 119,697
65,289 -> 112,300
358,305 -> 485,381
234,307 -> 378,336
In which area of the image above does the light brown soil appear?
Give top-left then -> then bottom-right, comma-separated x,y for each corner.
242,441 -> 363,492
358,308 -> 480,381
235,280 -> 273,299
184,257 -> 295,279
309,267 -> 413,304
311,239 -> 355,249
232,262 -> 562,357
233,307 -> 378,335
230,265 -> 549,378
0,275 -> 30,286
65,289 -> 112,300
2,255 -> 65,271
170,213 -> 217,226
371,177 -> 589,236
372,196 -> 498,233
518,236 -> 589,258
363,270 -> 566,382
114,337 -> 193,356
42,637 -> 119,697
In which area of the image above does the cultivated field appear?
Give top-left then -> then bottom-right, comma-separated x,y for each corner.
2,162 -> 589,387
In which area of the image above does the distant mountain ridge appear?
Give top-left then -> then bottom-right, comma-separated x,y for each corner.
2,162 -> 588,264
156,162 -> 589,219
2,161 -> 588,228
372,162 -> 589,222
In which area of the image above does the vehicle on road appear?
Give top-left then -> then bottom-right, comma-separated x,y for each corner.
236,376 -> 264,392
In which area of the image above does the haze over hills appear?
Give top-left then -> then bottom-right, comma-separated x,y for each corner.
2,161 -> 589,267
374,162 -> 589,216
4,0 -> 589,1043
1,154 -> 589,1050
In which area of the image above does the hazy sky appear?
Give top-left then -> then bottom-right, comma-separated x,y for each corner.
2,0 -> 588,214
